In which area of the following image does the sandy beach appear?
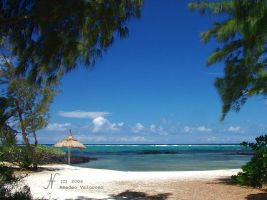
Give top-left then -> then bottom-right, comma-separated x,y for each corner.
23,164 -> 267,200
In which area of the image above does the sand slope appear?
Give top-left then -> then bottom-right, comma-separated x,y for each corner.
23,165 -> 266,200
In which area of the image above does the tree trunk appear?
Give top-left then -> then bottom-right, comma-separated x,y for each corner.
15,100 -> 33,169
19,115 -> 30,146
21,129 -> 30,145
33,131 -> 38,146
32,131 -> 38,170
68,147 -> 71,165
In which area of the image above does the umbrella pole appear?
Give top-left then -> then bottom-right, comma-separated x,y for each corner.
68,147 -> 71,165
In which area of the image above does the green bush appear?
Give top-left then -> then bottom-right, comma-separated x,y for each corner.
232,135 -> 267,188
36,145 -> 65,156
0,129 -> 33,199
0,145 -> 33,168
0,145 -> 65,169
34,145 -> 65,165
0,165 -> 33,200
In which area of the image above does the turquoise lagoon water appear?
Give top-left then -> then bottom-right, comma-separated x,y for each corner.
67,145 -> 252,171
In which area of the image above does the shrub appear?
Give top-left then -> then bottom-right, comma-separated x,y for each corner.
0,145 -> 65,169
0,128 -> 33,199
1,145 -> 33,169
36,145 -> 65,156
34,145 -> 65,165
0,165 -> 33,200
232,135 -> 267,188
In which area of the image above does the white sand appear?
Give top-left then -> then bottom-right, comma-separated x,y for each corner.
23,165 -> 241,200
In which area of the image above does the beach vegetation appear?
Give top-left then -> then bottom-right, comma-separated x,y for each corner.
232,135 -> 267,188
0,0 -> 143,170
189,0 -> 267,120
0,165 -> 33,200
189,0 -> 267,188
0,127 -> 33,199
0,54 -> 56,170
1,145 -> 65,168
0,0 -> 144,168
0,0 -> 143,84
0,1 -> 143,198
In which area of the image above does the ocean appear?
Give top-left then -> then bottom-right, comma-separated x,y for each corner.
68,144 -> 252,171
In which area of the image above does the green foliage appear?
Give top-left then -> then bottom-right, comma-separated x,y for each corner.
0,125 -> 17,146
7,76 -> 54,135
0,0 -> 143,84
0,53 -> 57,169
232,135 -> 267,188
34,145 -> 66,165
0,55 -> 56,148
36,145 -> 65,156
0,145 -> 65,168
189,0 -> 267,120
0,1 -> 143,198
0,145 -> 32,168
0,165 -> 33,200
189,1 -> 234,15
0,135 -> 33,199
0,0 -> 143,168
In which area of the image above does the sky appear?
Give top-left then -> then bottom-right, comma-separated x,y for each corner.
37,0 -> 267,144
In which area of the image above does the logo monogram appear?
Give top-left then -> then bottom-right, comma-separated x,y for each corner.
43,173 -> 59,189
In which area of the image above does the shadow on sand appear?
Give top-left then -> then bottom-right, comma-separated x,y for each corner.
213,177 -> 236,185
246,192 -> 267,200
65,190 -> 172,200
108,190 -> 171,200
36,167 -> 62,172
212,177 -> 267,200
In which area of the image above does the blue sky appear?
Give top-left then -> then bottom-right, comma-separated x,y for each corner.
37,0 -> 267,144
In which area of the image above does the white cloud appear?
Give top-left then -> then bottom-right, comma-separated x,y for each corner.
46,123 -> 71,131
59,111 -> 110,119
131,123 -> 168,135
206,136 -> 217,142
183,126 -> 193,133
158,126 -> 168,136
228,126 -> 242,133
92,116 -> 123,133
118,136 -> 147,142
132,123 -> 145,133
182,125 -> 212,133
118,122 -> 124,126
150,124 -> 156,132
196,126 -> 212,132
131,136 -> 146,142
149,124 -> 168,136
76,135 -> 147,143
78,135 -> 109,142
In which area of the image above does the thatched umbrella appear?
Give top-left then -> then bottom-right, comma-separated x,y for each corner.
54,130 -> 86,165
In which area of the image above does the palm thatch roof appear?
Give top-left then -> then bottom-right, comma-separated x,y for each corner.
54,134 -> 86,149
